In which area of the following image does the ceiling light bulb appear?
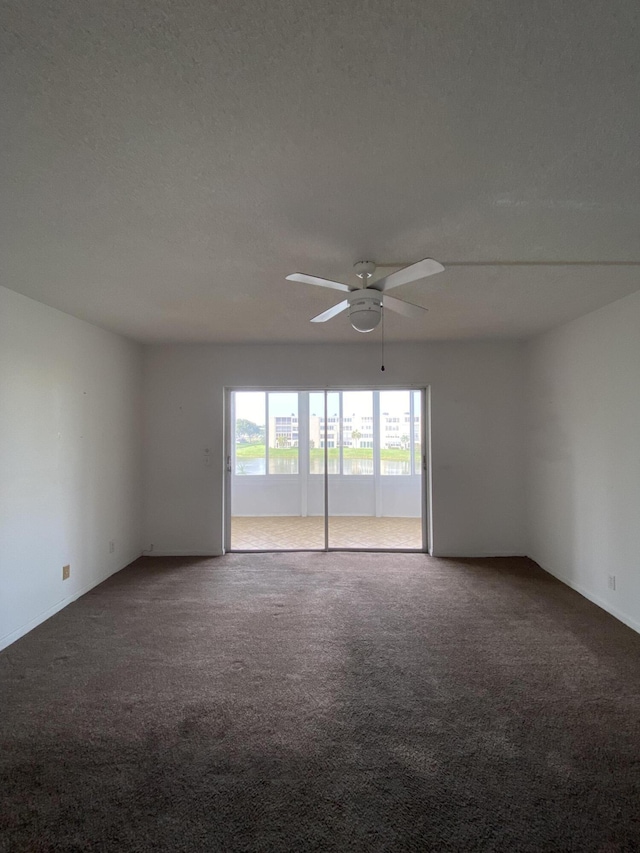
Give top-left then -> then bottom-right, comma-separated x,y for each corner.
350,304 -> 381,332
350,314 -> 379,332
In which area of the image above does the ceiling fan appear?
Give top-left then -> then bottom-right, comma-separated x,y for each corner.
286,258 -> 445,332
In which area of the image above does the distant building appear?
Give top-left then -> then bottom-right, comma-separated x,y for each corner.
268,413 -> 419,450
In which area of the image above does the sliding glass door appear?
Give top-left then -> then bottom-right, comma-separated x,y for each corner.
231,390 -> 324,550
324,390 -> 423,549
229,388 -> 425,552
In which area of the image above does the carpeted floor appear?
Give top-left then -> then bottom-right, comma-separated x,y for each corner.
1,554 -> 640,852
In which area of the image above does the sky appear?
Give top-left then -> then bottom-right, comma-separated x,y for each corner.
234,390 -> 418,425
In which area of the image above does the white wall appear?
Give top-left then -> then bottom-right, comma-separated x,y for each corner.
4,278 -> 637,646
143,341 -> 527,557
0,286 -> 143,650
527,289 -> 640,633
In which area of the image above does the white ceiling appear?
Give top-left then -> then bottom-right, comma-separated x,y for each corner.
2,1 -> 639,343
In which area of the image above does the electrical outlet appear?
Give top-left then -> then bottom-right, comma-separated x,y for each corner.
109,540 -> 115,553
62,564 -> 70,580
607,574 -> 616,591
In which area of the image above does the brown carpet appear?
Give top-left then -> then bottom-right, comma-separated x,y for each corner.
1,554 -> 640,852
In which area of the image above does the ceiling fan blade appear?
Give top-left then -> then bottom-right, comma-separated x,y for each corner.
310,300 -> 349,323
382,294 -> 428,320
372,258 -> 444,292
287,273 -> 352,293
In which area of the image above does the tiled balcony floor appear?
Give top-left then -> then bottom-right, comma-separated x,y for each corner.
231,516 -> 423,550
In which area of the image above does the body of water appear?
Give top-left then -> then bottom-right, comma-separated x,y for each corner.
236,458 -> 412,476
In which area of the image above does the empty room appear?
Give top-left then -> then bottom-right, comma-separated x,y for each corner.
1,2 -> 639,851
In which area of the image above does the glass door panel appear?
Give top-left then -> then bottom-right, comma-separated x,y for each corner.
342,390 -> 374,476
328,391 -> 377,548
378,390 -> 423,549
231,391 -> 266,548
297,391 -> 325,549
326,389 -> 423,550
325,391 -> 341,474
412,390 -> 422,476
268,392 -> 299,474
233,391 -> 266,476
231,390 -> 324,550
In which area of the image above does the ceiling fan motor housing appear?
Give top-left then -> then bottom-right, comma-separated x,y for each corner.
348,291 -> 382,333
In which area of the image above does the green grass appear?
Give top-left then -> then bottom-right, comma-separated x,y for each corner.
235,443 -> 418,462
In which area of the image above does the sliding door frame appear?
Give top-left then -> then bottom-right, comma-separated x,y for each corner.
223,386 -> 233,553
223,385 -> 430,554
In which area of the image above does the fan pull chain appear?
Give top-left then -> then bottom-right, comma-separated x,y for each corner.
380,304 -> 385,372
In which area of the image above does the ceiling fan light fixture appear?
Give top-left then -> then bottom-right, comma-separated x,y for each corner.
349,293 -> 382,332
350,312 -> 380,332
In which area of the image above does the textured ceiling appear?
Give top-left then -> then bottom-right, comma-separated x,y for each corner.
1,0 -> 639,343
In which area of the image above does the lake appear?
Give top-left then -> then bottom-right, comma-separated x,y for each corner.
236,458 -> 412,476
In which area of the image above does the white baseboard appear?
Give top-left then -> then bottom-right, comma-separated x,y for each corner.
0,549 -> 143,652
145,550 -> 223,557
531,556 -> 640,636
434,551 -> 527,559
150,550 -> 523,559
